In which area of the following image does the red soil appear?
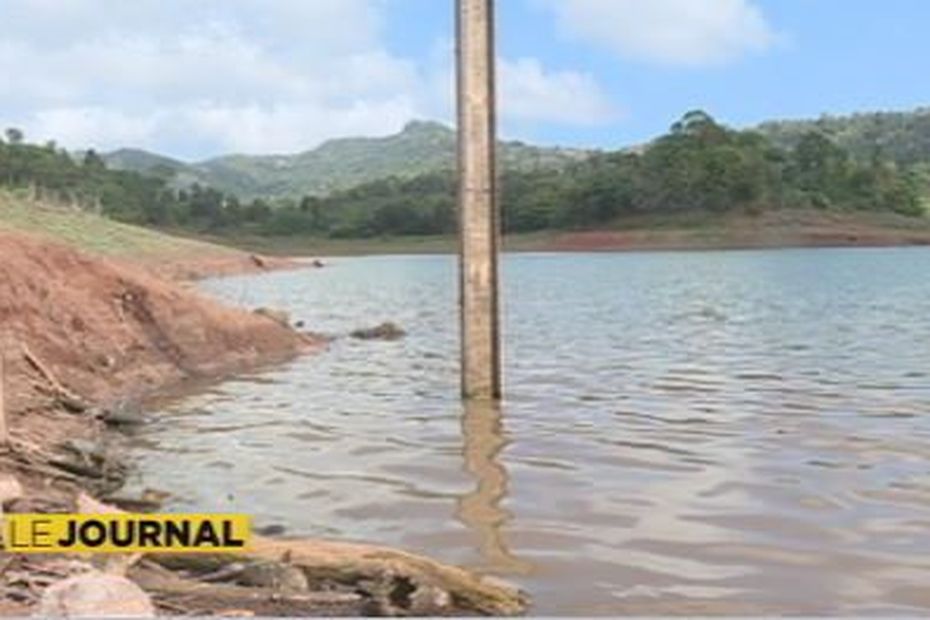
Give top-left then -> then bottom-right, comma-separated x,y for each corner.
0,230 -> 315,501
0,230 -> 311,410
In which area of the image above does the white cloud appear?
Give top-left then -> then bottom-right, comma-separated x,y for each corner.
0,0 -> 419,156
419,40 -> 619,130
24,100 -> 422,156
536,0 -> 777,66
500,58 -> 619,125
0,0 -> 620,157
30,107 -> 161,148
183,99 -> 419,154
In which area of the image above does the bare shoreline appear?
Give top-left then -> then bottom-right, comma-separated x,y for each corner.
199,209 -> 930,258
0,229 -> 525,616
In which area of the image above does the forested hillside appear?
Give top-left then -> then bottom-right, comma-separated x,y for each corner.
104,120 -> 591,200
99,108 -> 930,206
1,110 -> 927,243
758,107 -> 930,167
254,111 -> 926,238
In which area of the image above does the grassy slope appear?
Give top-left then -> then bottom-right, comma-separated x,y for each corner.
0,188 -> 239,261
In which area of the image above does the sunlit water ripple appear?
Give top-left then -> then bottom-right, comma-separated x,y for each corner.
126,248 -> 930,615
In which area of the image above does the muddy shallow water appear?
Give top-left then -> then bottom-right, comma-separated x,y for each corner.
127,248 -> 930,615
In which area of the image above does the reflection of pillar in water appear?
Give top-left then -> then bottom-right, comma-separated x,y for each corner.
456,400 -> 532,574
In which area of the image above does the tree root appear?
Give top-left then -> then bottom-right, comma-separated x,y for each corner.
152,535 -> 528,616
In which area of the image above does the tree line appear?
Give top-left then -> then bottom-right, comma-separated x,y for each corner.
250,111 -> 925,238
1,111 -> 925,240
759,107 -> 930,168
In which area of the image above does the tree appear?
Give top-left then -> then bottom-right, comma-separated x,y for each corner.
82,149 -> 106,171
4,128 -> 23,144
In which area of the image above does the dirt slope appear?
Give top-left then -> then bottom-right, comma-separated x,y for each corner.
0,228 -> 317,614
0,230 -> 310,412
0,229 -> 314,518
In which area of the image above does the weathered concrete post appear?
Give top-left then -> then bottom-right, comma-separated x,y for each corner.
457,0 -> 501,400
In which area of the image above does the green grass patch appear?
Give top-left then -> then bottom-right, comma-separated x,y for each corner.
0,189 -> 236,260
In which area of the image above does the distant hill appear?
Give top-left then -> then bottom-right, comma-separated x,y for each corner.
103,108 -> 930,203
104,120 -> 593,200
103,148 -> 187,177
102,148 -> 210,192
757,107 -> 930,166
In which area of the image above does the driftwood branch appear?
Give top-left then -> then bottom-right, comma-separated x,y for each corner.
135,573 -> 362,608
154,536 -> 528,616
0,442 -> 80,483
128,558 -> 367,616
28,490 -> 528,616
20,343 -> 89,413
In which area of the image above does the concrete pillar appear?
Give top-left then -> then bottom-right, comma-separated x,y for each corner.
457,0 -> 501,400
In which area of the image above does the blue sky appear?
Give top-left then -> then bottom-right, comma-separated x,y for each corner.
2,0 -> 929,159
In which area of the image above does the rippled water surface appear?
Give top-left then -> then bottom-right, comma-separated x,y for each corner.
128,248 -> 930,614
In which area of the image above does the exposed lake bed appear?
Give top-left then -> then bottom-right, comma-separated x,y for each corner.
127,247 -> 930,615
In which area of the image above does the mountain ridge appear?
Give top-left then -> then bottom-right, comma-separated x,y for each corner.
102,106 -> 930,202
104,120 -> 593,200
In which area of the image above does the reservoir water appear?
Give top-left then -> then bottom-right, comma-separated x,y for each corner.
127,248 -> 930,614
